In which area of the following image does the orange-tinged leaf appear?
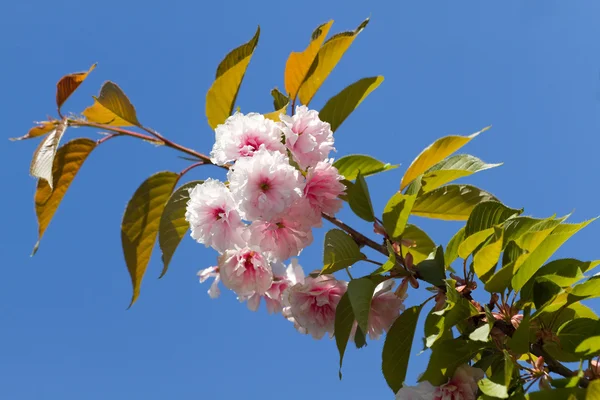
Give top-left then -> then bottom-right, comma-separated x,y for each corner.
400,126 -> 491,191
158,180 -> 203,277
56,63 -> 97,111
298,18 -> 369,106
122,171 -> 179,307
32,138 -> 96,255
10,120 -> 58,141
29,118 -> 68,188
319,76 -> 383,132
206,27 -> 260,129
82,81 -> 140,126
284,20 -> 333,101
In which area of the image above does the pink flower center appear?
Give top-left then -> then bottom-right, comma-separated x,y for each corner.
239,134 -> 264,156
259,179 -> 271,192
212,207 -> 226,221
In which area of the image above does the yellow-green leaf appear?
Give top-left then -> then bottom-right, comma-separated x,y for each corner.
29,119 -> 68,189
32,138 -> 96,255
319,76 -> 383,132
383,192 -> 417,239
321,229 -> 365,274
411,184 -> 498,221
400,127 -> 490,191
458,228 -> 494,259
264,102 -> 288,122
402,224 -> 436,265
82,81 -> 140,126
473,227 -> 503,281
10,120 -> 59,141
284,20 -> 333,101
158,180 -> 203,278
56,63 -> 97,111
122,172 -> 179,307
298,18 -> 369,105
206,27 -> 260,129
421,154 -> 502,193
333,154 -> 398,181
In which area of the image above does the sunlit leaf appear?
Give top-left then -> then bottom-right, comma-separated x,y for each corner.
29,119 -> 68,189
383,192 -> 416,239
512,217 -> 597,291
473,227 -> 503,281
465,201 -> 522,238
420,338 -> 488,386
32,138 -> 96,255
206,26 -> 260,129
158,180 -> 203,278
10,120 -> 59,141
382,305 -> 423,392
298,18 -> 369,105
412,184 -> 498,221
347,172 -> 375,222
83,81 -> 140,126
508,307 -> 530,355
478,350 -> 513,399
319,76 -> 383,132
285,21 -> 333,102
525,387 -> 585,399
421,154 -> 502,192
445,227 -> 465,267
400,127 -> 490,191
264,103 -> 288,122
333,154 -> 398,181
458,228 -> 494,259
122,172 -> 179,307
56,63 -> 97,111
401,224 -> 436,265
321,229 -> 365,274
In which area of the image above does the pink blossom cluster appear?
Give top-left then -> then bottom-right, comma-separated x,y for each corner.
185,106 -> 406,340
395,365 -> 484,400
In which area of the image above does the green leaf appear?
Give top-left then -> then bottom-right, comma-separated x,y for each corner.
415,246 -> 445,287
334,292 -> 355,379
533,277 -> 562,311
421,154 -> 502,193
569,276 -> 600,303
445,227 -> 465,267
411,184 -> 498,221
484,261 -> 516,293
508,307 -> 531,355
158,180 -> 203,278
382,305 -> 423,392
473,227 -> 504,281
347,276 -> 384,335
347,172 -> 375,222
551,376 -> 581,389
465,201 -> 522,238
512,217 -> 597,291
122,171 -> 179,307
587,380 -> 600,400
478,350 -> 513,399
401,224 -> 436,265
321,229 -> 365,274
371,243 -> 398,275
354,325 -> 367,349
535,303 -> 598,332
420,338 -> 488,386
525,387 -> 585,400
469,323 -> 492,342
29,119 -> 67,189
319,76 -> 384,132
298,18 -> 369,105
206,26 -> 260,129
271,88 -> 289,111
32,138 -> 96,255
383,192 -> 416,239
333,154 -> 398,181
400,127 -> 490,191
553,318 -> 600,359
284,20 -> 334,102
82,81 -> 140,126
458,228 -> 494,259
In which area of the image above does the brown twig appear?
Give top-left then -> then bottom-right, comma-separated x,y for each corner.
531,343 -> 588,388
321,214 -> 389,256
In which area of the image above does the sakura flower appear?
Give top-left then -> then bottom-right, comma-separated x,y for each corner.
242,260 -> 305,314
433,364 -> 484,400
197,266 -> 221,299
395,381 -> 436,400
185,179 -> 246,253
210,112 -> 285,165
247,199 -> 317,262
218,247 -> 273,297
283,273 -> 347,339
279,105 -> 334,170
228,148 -> 303,221
304,160 -> 346,216
351,280 -> 406,341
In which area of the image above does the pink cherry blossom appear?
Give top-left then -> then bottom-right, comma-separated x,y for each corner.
197,266 -> 221,299
210,112 -> 285,165
284,273 -> 347,339
218,247 -> 273,297
185,179 -> 246,253
279,105 -> 334,170
395,381 -> 436,400
247,199 -> 317,262
304,160 -> 346,216
351,280 -> 406,341
433,364 -> 485,400
228,148 -> 303,221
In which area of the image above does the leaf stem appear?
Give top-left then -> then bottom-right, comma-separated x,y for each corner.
364,259 -> 383,267
321,214 -> 388,256
179,161 -> 205,177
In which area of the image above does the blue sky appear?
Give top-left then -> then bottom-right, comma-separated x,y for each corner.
2,1 -> 600,399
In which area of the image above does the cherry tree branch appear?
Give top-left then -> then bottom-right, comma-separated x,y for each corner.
321,214 -> 388,256
531,343 -> 588,388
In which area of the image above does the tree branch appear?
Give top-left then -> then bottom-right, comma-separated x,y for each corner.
531,342 -> 588,388
321,214 -> 388,256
